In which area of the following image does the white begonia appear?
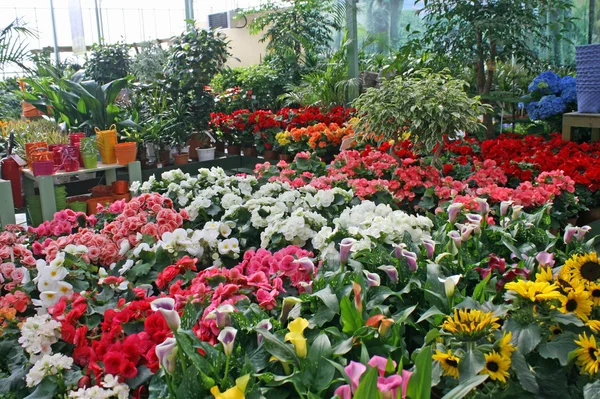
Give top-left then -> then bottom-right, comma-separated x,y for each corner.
68,374 -> 129,399
19,314 -> 62,358
26,354 -> 73,387
118,259 -> 135,275
132,242 -> 155,258
221,193 -> 243,210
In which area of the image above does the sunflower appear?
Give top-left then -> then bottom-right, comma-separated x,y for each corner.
441,309 -> 501,340
559,287 -> 593,321
548,324 -> 563,340
480,351 -> 511,383
587,320 -> 600,334
504,280 -> 563,302
496,332 -> 516,359
560,252 -> 600,287
535,267 -> 554,283
574,333 -> 600,375
432,350 -> 460,379
588,282 -> 600,307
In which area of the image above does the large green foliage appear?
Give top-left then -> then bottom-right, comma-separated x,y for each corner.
131,41 -> 169,83
20,64 -> 130,131
352,70 -> 489,154
85,42 -> 131,85
0,78 -> 21,119
163,27 -> 229,132
244,0 -> 343,64
0,18 -> 34,72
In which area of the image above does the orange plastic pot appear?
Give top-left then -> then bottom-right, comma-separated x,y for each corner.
25,142 -> 47,168
112,192 -> 131,202
96,125 -> 118,164
112,180 -> 129,194
173,153 -> 189,165
87,196 -> 114,215
114,142 -> 137,165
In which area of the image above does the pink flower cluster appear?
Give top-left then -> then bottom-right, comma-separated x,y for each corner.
101,193 -> 189,248
0,227 -> 36,268
334,356 -> 411,399
32,229 -> 120,266
28,209 -> 97,238
162,246 -> 315,344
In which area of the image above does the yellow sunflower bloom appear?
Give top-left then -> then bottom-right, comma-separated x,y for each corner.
588,282 -> 600,307
441,309 -> 500,340
560,252 -> 600,288
559,287 -> 593,321
535,267 -> 554,283
284,317 -> 309,358
480,351 -> 511,383
432,350 -> 460,379
586,320 -> 600,334
574,333 -> 600,375
504,280 -> 563,302
496,332 -> 516,359
548,324 -> 563,340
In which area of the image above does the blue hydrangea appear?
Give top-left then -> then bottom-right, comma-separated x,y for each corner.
560,85 -> 577,104
559,75 -> 576,92
527,95 -> 568,120
528,71 -> 561,95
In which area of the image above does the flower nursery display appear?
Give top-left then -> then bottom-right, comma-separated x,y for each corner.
3,8 -> 600,399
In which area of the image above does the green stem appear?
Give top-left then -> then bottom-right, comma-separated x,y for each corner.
222,355 -> 231,384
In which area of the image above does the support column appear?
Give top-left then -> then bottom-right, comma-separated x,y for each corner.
49,0 -> 61,64
185,0 -> 195,24
346,0 -> 359,101
38,175 -> 57,222
0,180 -> 16,227
127,161 -> 142,183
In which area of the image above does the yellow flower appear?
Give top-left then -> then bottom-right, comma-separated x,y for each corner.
574,333 -> 600,375
560,252 -> 600,288
496,332 -> 516,359
284,318 -> 309,358
535,267 -> 554,283
588,282 -> 600,307
210,374 -> 250,399
548,324 -> 563,340
504,280 -> 563,302
432,350 -> 460,379
587,320 -> 600,334
441,309 -> 500,340
559,286 -> 593,321
480,351 -> 511,383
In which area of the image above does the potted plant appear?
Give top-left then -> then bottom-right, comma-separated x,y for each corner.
163,98 -> 192,165
275,131 -> 293,162
195,132 -> 216,162
120,128 -> 148,167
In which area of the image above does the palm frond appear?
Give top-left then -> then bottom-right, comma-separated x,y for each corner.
0,18 -> 36,71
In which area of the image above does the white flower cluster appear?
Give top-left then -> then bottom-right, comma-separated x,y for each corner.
313,201 -> 434,253
68,374 -> 129,399
25,353 -> 73,387
261,208 -> 327,248
32,253 -> 74,309
19,314 -> 62,360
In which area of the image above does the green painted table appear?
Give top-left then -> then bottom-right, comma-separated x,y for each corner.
22,161 -> 142,223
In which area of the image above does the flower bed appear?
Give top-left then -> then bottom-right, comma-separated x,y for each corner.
1,139 -> 600,398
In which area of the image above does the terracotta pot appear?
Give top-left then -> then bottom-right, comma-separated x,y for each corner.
279,154 -> 294,162
227,145 -> 241,155
114,142 -> 137,165
173,153 -> 189,165
87,196 -> 114,215
90,185 -> 113,198
263,150 -> 280,160
159,150 -> 171,166
187,133 -> 204,160
112,192 -> 131,202
112,180 -> 129,195
215,142 -> 225,152
243,146 -> 257,157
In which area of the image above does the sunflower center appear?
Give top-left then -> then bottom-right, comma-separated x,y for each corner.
487,361 -> 499,372
553,328 -> 562,335
581,262 -> 600,281
566,299 -> 578,312
446,358 -> 458,368
592,289 -> 600,298
589,348 -> 598,361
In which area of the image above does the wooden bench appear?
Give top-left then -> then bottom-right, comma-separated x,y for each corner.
562,112 -> 600,142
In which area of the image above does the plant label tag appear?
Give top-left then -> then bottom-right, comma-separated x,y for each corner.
340,137 -> 353,151
11,154 -> 27,167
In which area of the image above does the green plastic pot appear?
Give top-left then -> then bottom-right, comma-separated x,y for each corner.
67,201 -> 87,213
82,153 -> 98,169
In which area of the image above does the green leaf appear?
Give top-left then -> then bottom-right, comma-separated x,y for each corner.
551,311 -> 584,327
395,305 -> 417,323
417,306 -> 445,324
537,332 -> 578,366
180,301 -> 202,330
175,366 -> 203,399
304,334 -> 335,392
458,348 -> 485,383
584,380 -> 600,399
441,375 -> 488,399
340,296 -> 363,335
472,274 -> 491,302
314,286 -> 340,313
255,328 -> 299,364
127,365 -> 153,389
504,319 -> 542,355
24,379 -> 57,399
333,337 -> 354,356
148,369 -> 169,399
406,346 -> 432,399
354,367 -> 382,399
510,350 -> 539,394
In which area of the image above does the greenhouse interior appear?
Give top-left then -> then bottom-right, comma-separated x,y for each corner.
2,0 -> 600,398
